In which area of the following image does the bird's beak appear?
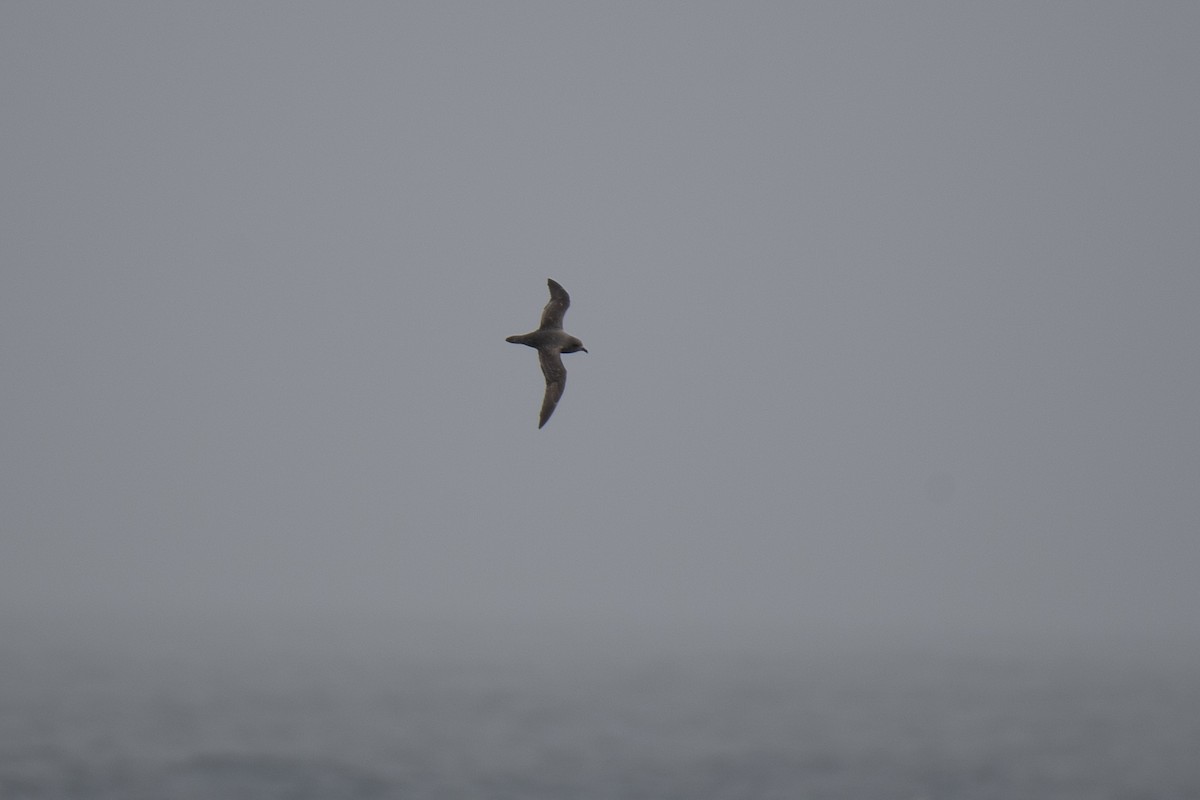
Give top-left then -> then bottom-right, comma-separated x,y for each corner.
582,348 -> 589,353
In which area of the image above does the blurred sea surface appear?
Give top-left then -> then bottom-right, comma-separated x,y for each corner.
2,641 -> 1198,799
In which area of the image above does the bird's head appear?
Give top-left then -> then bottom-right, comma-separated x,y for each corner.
564,337 -> 588,354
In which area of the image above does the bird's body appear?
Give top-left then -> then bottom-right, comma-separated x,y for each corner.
506,279 -> 587,428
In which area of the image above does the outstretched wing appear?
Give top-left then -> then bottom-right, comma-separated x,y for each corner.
537,348 -> 567,428
538,279 -> 570,330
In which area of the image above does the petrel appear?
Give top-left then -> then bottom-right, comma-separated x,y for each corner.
506,279 -> 588,428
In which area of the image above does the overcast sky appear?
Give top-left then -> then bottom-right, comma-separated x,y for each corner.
3,3 -> 1198,660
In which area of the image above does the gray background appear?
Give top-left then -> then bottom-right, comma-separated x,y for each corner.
3,3 -> 1198,662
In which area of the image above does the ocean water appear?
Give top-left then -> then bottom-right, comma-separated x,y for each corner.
2,641 -> 1198,799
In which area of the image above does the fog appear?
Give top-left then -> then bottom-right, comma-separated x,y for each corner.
3,3 -> 1198,666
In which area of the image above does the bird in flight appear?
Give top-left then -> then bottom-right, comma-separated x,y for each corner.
506,279 -> 588,428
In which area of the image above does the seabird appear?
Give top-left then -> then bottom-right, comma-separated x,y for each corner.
506,279 -> 588,428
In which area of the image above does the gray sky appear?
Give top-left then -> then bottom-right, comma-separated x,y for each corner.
3,3 -> 1198,659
